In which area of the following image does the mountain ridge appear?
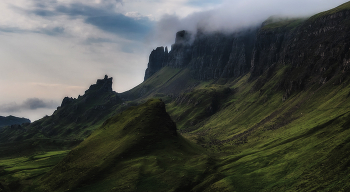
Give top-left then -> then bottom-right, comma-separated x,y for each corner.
0,116 -> 30,128
2,2 -> 350,191
30,99 -> 212,192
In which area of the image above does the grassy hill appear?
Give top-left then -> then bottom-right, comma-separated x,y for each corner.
2,2 -> 350,191
28,99 -> 213,192
124,60 -> 350,191
19,62 -> 350,191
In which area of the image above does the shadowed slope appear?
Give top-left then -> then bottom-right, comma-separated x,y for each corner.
30,99 -> 212,192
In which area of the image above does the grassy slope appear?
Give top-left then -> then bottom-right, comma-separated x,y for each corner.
29,99 -> 213,192
262,17 -> 306,31
0,151 -> 69,191
95,54 -> 350,191
309,1 -> 350,21
184,67 -> 350,191
118,61 -> 350,191
2,2 -> 350,191
120,67 -> 196,102
40,60 -> 348,191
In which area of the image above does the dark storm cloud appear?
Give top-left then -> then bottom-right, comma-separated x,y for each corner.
32,9 -> 57,17
51,2 -> 153,39
0,98 -> 59,113
12,0 -> 152,40
86,15 -> 153,40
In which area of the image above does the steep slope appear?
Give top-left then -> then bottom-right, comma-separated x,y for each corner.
143,29 -> 258,81
30,99 -> 212,192
120,2 -> 350,191
0,116 -> 30,128
1,1 -> 350,192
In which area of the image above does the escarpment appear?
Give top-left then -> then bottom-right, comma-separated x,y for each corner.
144,29 -> 258,81
144,5 -> 350,96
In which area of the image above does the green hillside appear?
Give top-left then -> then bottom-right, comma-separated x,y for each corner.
28,99 -> 213,192
23,62 -> 350,191
122,63 -> 350,191
1,1 -> 350,191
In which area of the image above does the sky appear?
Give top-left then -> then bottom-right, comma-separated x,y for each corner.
0,0 -> 349,121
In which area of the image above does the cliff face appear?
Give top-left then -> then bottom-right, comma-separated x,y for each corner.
189,30 -> 257,80
144,29 -> 257,81
144,5 -> 350,90
144,47 -> 168,81
252,9 -> 350,97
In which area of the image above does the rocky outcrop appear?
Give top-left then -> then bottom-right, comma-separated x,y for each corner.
167,30 -> 193,68
85,75 -> 113,94
144,29 -> 258,81
61,97 -> 74,107
144,47 -> 168,80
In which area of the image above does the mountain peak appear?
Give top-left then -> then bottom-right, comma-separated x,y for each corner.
95,74 -> 113,92
175,30 -> 191,45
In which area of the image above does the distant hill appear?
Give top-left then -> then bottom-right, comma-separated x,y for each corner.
0,115 -> 30,128
0,75 -> 123,144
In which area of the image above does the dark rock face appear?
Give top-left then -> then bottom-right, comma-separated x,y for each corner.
189,30 -> 257,80
251,10 -> 350,97
153,99 -> 177,136
144,29 -> 258,81
86,75 -> 113,94
168,31 -> 192,68
144,47 -> 169,80
61,97 -> 74,107
144,8 -> 350,97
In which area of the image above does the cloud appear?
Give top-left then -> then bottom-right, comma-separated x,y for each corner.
0,0 -> 349,122
30,1 -> 153,40
152,0 -> 350,46
54,3 -> 110,17
0,98 -> 59,113
86,15 -> 153,40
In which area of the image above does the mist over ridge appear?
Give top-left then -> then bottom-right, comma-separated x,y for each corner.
151,0 -> 350,46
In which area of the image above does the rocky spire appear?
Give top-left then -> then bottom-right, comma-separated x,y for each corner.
144,47 -> 169,81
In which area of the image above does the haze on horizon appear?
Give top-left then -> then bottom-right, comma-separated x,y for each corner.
0,0 -> 348,121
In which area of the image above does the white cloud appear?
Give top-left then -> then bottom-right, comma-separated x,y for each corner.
150,0 -> 350,46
